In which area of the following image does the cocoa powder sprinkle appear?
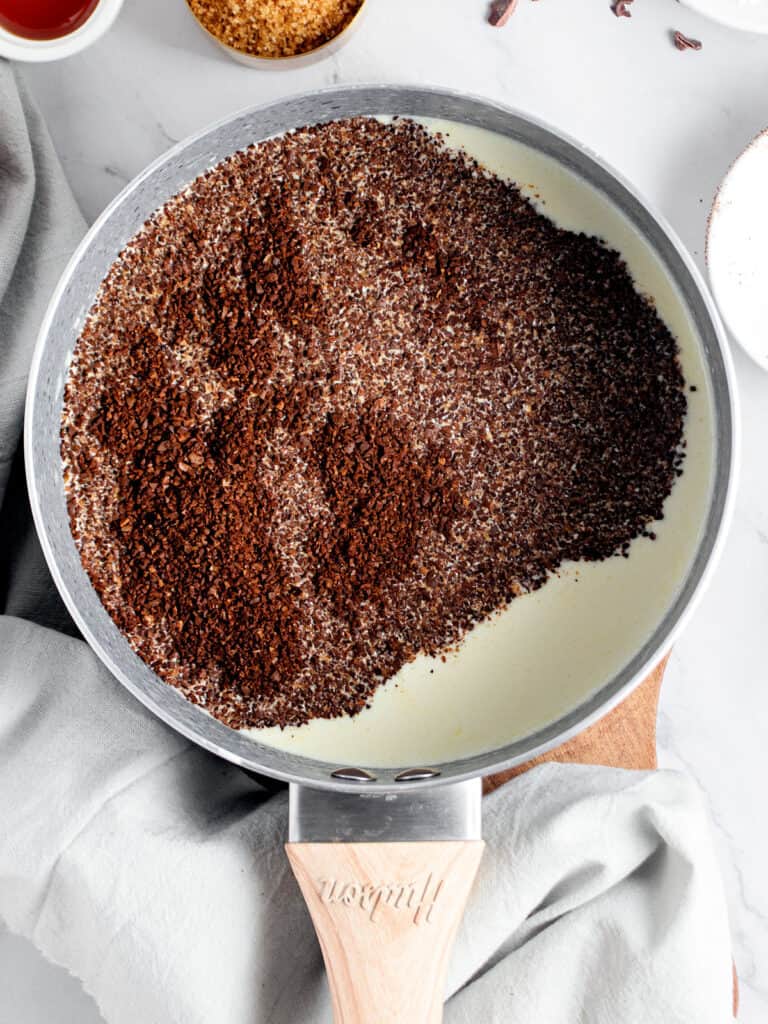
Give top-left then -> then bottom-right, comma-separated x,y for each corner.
61,118 -> 687,731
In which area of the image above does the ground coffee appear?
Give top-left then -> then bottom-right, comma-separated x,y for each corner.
62,118 -> 687,730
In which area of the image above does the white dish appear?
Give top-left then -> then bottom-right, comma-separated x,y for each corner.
707,127 -> 768,372
0,0 -> 123,62
681,0 -> 768,34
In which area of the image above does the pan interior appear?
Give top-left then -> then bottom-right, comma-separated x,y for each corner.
244,118 -> 714,766
27,88 -> 730,790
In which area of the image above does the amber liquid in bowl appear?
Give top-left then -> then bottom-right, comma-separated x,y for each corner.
0,0 -> 99,40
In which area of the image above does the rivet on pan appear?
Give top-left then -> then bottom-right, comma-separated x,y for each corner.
394,767 -> 442,782
331,767 -> 377,782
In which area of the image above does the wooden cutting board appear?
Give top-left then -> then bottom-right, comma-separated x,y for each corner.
484,654 -> 668,794
485,653 -> 739,1018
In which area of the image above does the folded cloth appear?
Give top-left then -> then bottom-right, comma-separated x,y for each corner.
0,66 -> 735,1024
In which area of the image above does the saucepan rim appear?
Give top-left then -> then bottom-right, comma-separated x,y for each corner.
24,84 -> 739,794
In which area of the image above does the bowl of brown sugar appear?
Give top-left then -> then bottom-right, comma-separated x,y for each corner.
185,0 -> 368,67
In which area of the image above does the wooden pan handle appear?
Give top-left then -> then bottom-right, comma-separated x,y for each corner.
286,840 -> 484,1023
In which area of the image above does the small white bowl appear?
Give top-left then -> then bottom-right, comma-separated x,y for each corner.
0,0 -> 124,62
706,127 -> 768,372
681,0 -> 768,34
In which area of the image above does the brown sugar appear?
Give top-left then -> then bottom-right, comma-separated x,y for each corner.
61,118 -> 687,731
186,0 -> 363,58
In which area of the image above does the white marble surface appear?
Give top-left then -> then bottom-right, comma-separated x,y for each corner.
2,0 -> 767,1019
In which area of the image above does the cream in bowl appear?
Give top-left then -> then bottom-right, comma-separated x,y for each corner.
707,127 -> 768,372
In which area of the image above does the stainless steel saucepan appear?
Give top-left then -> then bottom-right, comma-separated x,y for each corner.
25,86 -> 737,1023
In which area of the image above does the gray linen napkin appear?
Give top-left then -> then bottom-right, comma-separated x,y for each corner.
0,65 -> 734,1023
0,67 -> 84,631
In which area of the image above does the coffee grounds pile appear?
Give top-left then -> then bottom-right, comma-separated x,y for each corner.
62,118 -> 687,730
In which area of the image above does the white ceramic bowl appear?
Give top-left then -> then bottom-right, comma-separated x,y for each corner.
681,0 -> 768,34
707,127 -> 768,372
0,0 -> 124,62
